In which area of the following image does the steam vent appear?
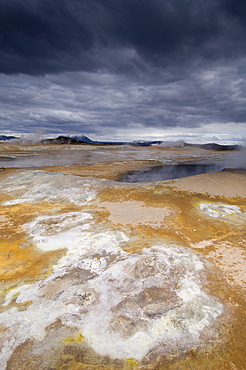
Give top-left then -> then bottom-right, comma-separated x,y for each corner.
0,143 -> 246,369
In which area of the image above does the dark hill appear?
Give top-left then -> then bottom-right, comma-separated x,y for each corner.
184,142 -> 241,151
72,135 -> 94,143
41,136 -> 83,144
0,135 -> 17,141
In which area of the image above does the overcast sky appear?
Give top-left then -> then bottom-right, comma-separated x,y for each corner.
0,0 -> 246,143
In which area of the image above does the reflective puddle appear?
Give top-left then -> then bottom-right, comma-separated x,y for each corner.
118,162 -> 225,182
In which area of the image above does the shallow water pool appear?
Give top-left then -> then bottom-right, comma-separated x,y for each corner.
118,162 -> 225,182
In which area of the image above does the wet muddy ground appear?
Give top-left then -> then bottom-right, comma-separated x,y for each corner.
0,144 -> 245,369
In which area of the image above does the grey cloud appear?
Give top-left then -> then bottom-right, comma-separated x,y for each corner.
0,0 -> 246,76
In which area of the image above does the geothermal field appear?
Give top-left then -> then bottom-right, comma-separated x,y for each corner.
0,142 -> 246,370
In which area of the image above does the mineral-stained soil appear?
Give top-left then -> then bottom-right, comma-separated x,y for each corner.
0,144 -> 245,370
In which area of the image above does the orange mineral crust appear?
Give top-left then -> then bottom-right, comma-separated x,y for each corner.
0,144 -> 245,369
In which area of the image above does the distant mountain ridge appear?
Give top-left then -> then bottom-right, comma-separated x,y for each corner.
0,135 -> 17,141
41,136 -> 241,150
41,136 -> 84,144
72,135 -> 94,143
183,142 -> 241,151
0,134 -> 242,150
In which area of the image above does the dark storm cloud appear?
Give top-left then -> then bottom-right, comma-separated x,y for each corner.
0,0 -> 246,142
1,0 -> 246,75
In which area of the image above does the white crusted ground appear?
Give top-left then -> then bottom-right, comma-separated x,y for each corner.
0,171 -> 224,368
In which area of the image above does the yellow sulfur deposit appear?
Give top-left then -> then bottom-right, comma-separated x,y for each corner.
0,144 -> 245,369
